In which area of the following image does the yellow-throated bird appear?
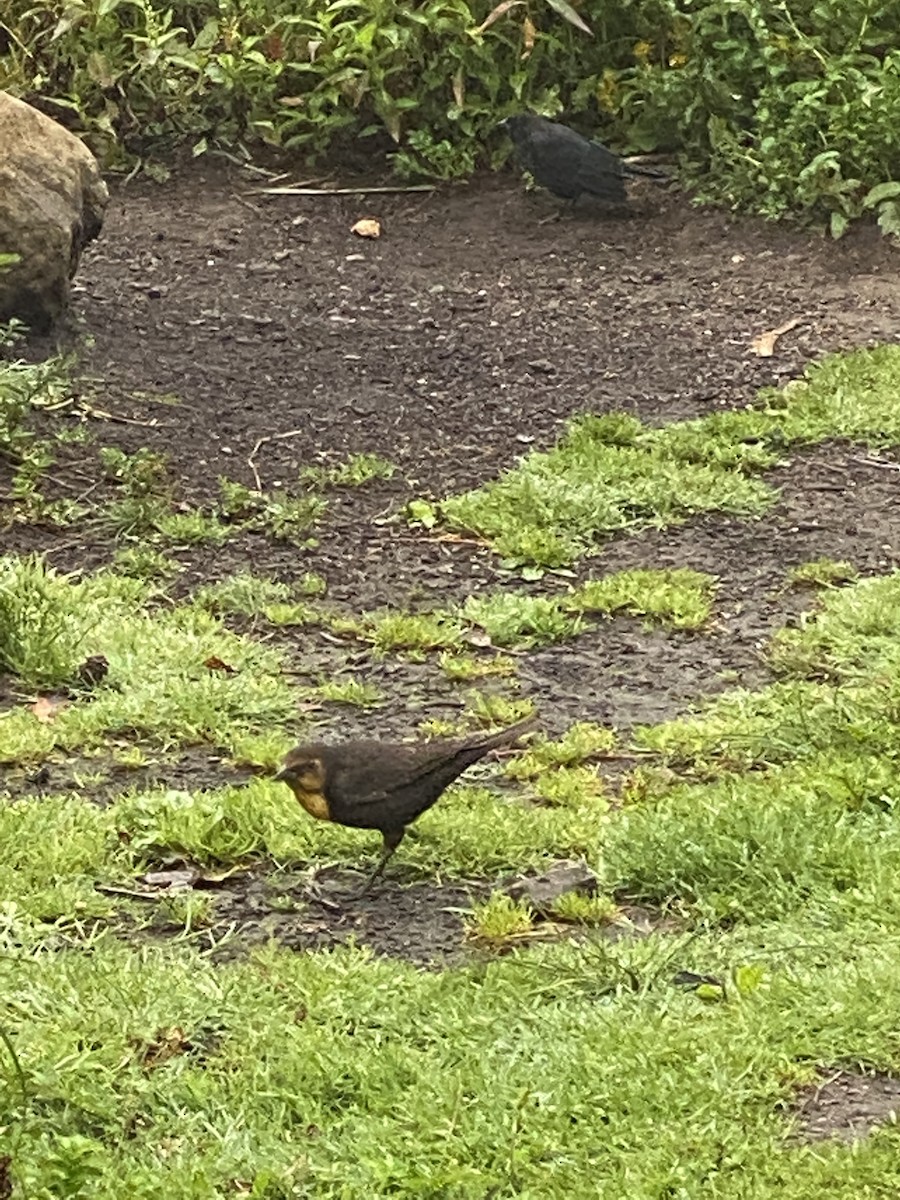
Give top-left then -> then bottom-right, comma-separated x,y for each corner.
273,716 -> 537,894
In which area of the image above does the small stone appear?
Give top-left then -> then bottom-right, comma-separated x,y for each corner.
505,860 -> 598,913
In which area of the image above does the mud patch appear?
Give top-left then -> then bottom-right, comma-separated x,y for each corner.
113,865 -> 669,967
792,1069 -> 900,1143
3,745 -> 257,804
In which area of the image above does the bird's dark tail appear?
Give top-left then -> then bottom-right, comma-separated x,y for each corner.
468,714 -> 539,753
623,162 -> 671,183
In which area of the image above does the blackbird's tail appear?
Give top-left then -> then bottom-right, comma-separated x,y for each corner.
467,715 -> 538,754
622,162 -> 671,183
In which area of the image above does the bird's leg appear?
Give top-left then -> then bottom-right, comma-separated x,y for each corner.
348,829 -> 405,899
538,196 -> 577,225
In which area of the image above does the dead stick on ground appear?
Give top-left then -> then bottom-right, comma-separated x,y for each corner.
250,184 -> 437,197
247,428 -> 308,491
207,150 -> 287,179
95,884 -> 159,901
77,401 -> 170,428
850,455 -> 900,471
231,192 -> 263,215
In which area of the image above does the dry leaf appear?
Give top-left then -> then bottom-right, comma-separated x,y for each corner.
139,863 -> 246,890
750,316 -> 803,357
351,218 -> 381,239
452,66 -> 465,109
463,629 -> 493,648
31,695 -> 66,723
263,33 -> 284,60
195,864 -> 249,885
545,0 -> 593,35
474,0 -> 524,34
522,15 -> 536,56
76,654 -> 109,688
204,655 -> 236,673
139,1026 -> 192,1070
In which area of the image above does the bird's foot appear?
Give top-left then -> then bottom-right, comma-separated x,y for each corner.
342,875 -> 381,902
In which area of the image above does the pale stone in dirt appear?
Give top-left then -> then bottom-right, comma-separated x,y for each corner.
0,91 -> 108,331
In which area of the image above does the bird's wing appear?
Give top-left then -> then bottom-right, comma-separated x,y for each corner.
323,722 -> 534,828
326,742 -> 459,806
576,140 -> 627,201
527,122 -> 586,175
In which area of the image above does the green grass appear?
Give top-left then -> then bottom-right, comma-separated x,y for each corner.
6,925 -> 900,1197
0,558 -> 298,764
787,557 -> 859,589
302,452 -> 396,488
9,348 -> 900,1196
7,558 -> 900,1195
440,346 -> 900,568
464,568 -> 717,647
329,568 -> 716,663
464,891 -> 535,943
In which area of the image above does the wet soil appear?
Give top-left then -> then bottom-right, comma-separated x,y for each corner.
792,1069 -> 900,1144
4,161 -> 900,960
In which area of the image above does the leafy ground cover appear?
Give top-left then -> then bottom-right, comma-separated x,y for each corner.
3,0 -> 900,233
4,172 -> 900,1196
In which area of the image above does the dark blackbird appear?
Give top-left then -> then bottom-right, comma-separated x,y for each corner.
273,716 -> 537,893
500,113 -> 667,207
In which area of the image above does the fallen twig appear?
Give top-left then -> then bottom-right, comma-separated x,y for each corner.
850,455 -> 900,472
251,184 -> 437,197
95,884 -> 158,901
231,191 -> 263,215
76,401 -> 171,428
749,316 -> 804,357
208,150 -> 288,180
247,428 -> 308,491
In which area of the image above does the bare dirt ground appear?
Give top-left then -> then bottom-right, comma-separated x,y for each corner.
7,162 -> 900,960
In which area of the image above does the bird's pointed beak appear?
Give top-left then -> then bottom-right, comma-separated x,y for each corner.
497,117 -> 509,131
272,766 -> 291,783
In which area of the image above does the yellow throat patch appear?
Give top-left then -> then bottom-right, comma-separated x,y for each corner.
295,789 -> 331,822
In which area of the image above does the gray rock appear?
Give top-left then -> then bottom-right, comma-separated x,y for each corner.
0,92 -> 108,331
506,859 -> 599,912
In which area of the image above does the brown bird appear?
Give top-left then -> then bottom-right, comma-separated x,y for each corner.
273,716 -> 537,894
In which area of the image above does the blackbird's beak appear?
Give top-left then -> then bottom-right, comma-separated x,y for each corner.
497,117 -> 510,131
272,766 -> 291,783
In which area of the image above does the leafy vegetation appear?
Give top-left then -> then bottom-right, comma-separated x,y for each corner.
2,0 -> 899,231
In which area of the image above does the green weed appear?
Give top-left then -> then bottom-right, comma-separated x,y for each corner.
112,546 -> 182,582
0,555 -> 91,688
315,678 -> 382,707
438,651 -> 517,681
787,558 -> 859,589
336,609 -> 464,657
551,892 -> 619,925
156,509 -> 231,546
507,723 -> 618,780
303,452 -> 396,488
463,592 -> 581,648
531,765 -> 606,808
441,348 -> 900,568
464,892 -> 535,944
570,567 -> 717,629
195,572 -> 291,617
